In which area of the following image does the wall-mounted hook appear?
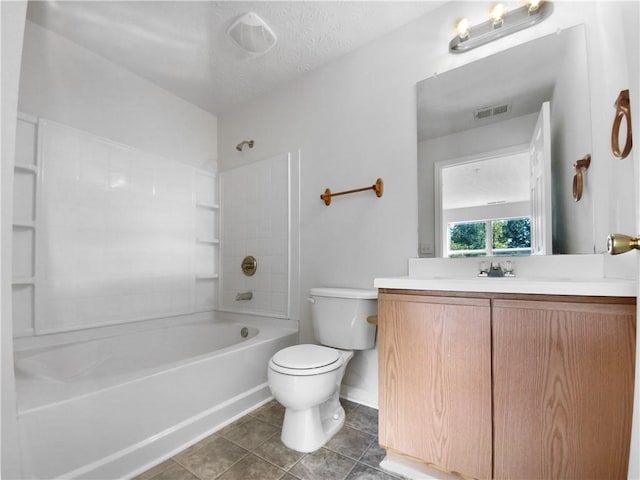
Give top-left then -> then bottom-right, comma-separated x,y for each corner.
612,90 -> 632,159
572,154 -> 591,201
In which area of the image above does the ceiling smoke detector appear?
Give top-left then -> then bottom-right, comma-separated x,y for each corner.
227,12 -> 277,56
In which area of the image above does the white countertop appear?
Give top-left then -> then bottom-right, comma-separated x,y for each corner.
374,276 -> 637,297
374,254 -> 638,297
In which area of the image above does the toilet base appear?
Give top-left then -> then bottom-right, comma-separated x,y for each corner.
280,391 -> 346,453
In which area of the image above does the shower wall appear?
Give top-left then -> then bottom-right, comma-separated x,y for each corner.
13,118 -> 218,335
14,21 -> 219,336
219,153 -> 291,318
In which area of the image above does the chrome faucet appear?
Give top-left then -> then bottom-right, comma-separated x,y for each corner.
478,260 -> 515,277
487,262 -> 504,277
235,291 -> 253,301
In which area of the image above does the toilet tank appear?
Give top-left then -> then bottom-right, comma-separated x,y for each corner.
309,287 -> 378,350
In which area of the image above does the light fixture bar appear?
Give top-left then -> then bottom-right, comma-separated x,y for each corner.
449,1 -> 553,53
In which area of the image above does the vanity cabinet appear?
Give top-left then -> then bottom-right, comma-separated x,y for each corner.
378,290 -> 636,480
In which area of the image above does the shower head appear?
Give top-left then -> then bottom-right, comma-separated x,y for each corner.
236,140 -> 254,151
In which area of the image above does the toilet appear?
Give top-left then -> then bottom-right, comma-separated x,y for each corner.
267,287 -> 377,452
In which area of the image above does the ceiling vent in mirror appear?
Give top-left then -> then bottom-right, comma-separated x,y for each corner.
227,12 -> 277,56
474,103 -> 511,121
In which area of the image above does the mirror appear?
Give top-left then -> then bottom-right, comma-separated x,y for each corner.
417,25 -> 594,258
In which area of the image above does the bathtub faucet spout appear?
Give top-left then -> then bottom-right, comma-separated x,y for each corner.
235,291 -> 253,301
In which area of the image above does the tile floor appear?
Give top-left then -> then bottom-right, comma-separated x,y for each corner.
135,399 -> 404,480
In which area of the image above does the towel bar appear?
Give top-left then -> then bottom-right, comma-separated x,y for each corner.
320,178 -> 383,206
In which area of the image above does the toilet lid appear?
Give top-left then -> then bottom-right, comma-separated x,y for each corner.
271,344 -> 340,370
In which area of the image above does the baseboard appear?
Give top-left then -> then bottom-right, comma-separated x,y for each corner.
380,451 -> 463,480
339,384 -> 378,409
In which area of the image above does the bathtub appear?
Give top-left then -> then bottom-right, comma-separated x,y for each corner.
14,312 -> 297,479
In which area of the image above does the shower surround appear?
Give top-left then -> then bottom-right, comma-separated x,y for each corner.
11,116 -> 298,478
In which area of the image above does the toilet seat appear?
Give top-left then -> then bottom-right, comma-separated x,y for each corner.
269,344 -> 342,376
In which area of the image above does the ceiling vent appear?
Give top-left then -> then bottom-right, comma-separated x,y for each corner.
227,12 -> 277,56
474,103 -> 511,121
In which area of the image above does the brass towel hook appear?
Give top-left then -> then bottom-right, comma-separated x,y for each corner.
572,154 -> 591,201
612,89 -> 632,159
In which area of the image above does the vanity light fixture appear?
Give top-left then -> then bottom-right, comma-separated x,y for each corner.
449,1 -> 553,53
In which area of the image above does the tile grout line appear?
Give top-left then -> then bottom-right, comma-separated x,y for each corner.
209,451 -> 253,480
218,428 -> 293,479
250,446 -> 306,474
342,460 -> 362,480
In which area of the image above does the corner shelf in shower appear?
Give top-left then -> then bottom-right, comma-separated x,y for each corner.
14,164 -> 38,174
194,169 -> 219,311
195,201 -> 219,210
196,238 -> 219,245
13,220 -> 35,229
196,274 -> 219,280
13,114 -> 39,338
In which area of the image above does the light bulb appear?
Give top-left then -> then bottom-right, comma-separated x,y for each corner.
526,0 -> 542,12
456,17 -> 471,39
489,3 -> 506,27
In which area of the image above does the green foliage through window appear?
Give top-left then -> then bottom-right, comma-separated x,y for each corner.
447,217 -> 531,257
492,218 -> 531,249
449,222 -> 486,251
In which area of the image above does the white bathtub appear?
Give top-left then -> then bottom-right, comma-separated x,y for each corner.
14,312 -> 297,479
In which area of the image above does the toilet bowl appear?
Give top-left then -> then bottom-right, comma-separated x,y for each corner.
268,344 -> 354,452
267,287 -> 377,452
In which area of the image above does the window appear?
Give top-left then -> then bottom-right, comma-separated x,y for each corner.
447,217 -> 531,257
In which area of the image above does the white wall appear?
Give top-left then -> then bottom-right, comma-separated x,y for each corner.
218,1 -> 638,407
1,2 -> 28,477
19,21 -> 217,168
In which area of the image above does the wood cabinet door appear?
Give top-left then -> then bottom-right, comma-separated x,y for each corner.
378,293 -> 492,479
493,299 -> 636,479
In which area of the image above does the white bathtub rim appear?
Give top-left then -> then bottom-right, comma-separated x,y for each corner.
16,319 -> 297,414
14,311 -> 214,352
15,321 -> 260,376
14,310 -> 298,352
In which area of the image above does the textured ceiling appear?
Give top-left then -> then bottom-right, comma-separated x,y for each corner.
26,1 -> 445,116
442,152 -> 530,209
